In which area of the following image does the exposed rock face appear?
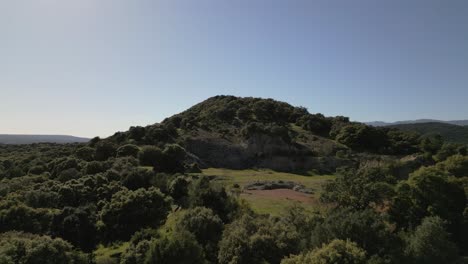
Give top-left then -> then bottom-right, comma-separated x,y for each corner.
183,132 -> 354,173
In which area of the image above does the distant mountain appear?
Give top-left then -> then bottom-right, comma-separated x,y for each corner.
366,119 -> 468,127
0,134 -> 90,144
388,122 -> 468,144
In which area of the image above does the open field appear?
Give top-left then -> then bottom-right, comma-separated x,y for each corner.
198,168 -> 335,215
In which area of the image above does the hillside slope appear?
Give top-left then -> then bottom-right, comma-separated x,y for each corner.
389,122 -> 468,144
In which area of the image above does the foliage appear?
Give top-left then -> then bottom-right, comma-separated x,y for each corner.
218,214 -> 301,264
117,144 -> 140,158
0,231 -> 88,264
404,216 -> 459,264
99,187 -> 172,241
310,208 -> 401,259
389,122 -> 468,144
436,154 -> 468,177
188,176 -> 239,222
145,230 -> 206,264
174,207 -> 224,262
281,239 -> 367,264
321,166 -> 395,210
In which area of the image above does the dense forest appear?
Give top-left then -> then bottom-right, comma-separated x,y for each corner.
0,96 -> 467,264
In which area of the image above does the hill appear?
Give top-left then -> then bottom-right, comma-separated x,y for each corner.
0,134 -> 90,144
106,96 -> 426,173
367,119 -> 468,127
388,122 -> 468,144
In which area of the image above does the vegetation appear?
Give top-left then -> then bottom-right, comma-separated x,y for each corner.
389,122 -> 468,144
0,96 -> 467,263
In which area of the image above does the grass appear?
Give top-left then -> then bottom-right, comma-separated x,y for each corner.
197,168 -> 335,215
94,242 -> 129,264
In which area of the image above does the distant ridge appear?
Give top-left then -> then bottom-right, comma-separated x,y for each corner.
366,119 -> 468,127
0,134 -> 90,144
386,122 -> 468,144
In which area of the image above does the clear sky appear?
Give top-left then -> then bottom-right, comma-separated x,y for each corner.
1,0 -> 467,138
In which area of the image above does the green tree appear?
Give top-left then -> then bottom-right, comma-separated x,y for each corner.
389,170 -> 466,240
75,146 -> 95,161
405,216 -> 458,264
0,231 -> 88,264
51,206 -> 98,252
145,230 -> 206,264
99,187 -> 172,241
335,124 -> 387,153
436,154 -> 468,177
175,207 -> 224,262
218,214 -> 301,264
117,144 -> 140,158
321,167 -> 395,210
420,134 -> 443,155
311,208 -> 400,259
281,239 -> 367,264
94,141 -> 117,161
139,146 -> 164,167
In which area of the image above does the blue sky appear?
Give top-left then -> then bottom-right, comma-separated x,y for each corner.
1,0 -> 467,137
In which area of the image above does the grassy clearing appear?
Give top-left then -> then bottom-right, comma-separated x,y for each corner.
197,168 -> 335,215
94,242 -> 129,264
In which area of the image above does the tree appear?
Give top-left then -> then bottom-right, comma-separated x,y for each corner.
311,208 -> 400,259
281,239 -> 367,264
405,216 -> 458,264
120,167 -> 155,190
94,141 -> 117,161
436,154 -> 468,177
145,230 -> 206,264
189,177 -> 238,222
297,113 -> 332,137
321,166 -> 395,210
75,146 -> 95,161
420,134 -> 443,155
175,207 -> 224,262
139,146 -> 164,167
0,231 -> 88,264
169,176 -> 189,206
51,206 -> 97,252
117,144 -> 140,158
335,124 -> 387,153
218,214 -> 301,264
389,170 -> 466,240
160,144 -> 187,173
99,187 -> 172,241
